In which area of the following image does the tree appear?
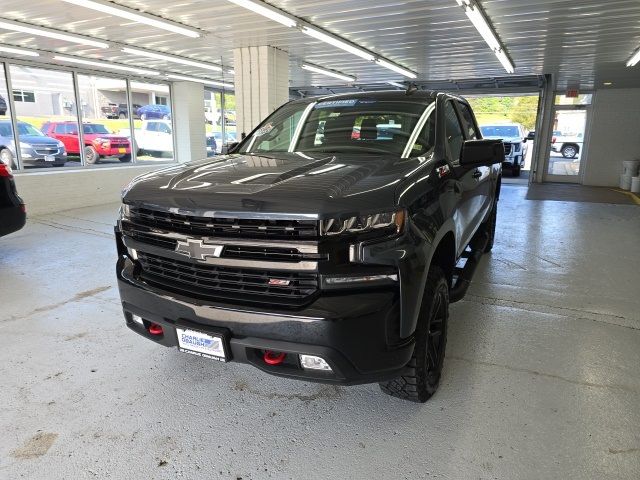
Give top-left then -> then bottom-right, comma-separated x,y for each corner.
510,96 -> 539,131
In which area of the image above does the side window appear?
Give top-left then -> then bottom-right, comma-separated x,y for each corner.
146,122 -> 158,132
54,124 -> 66,134
444,102 -> 464,162
457,102 -> 479,139
158,123 -> 171,134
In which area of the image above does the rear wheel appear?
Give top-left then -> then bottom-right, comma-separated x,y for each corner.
84,145 -> 99,165
479,198 -> 497,253
380,266 -> 449,403
119,154 -> 131,162
561,144 -> 578,159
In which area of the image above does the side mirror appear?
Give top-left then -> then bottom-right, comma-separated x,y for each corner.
221,142 -> 239,155
527,131 -> 535,140
460,139 -> 504,166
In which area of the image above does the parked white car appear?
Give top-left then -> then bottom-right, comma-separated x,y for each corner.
551,130 -> 583,159
119,120 -> 173,158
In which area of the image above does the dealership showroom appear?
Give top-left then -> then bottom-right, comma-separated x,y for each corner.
1,0 -> 640,478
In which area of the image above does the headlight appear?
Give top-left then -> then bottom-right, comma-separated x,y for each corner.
19,142 -> 32,149
119,203 -> 131,220
321,209 -> 405,236
56,140 -> 65,148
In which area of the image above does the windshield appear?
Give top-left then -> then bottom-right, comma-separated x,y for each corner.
480,126 -> 519,137
240,97 -> 433,155
83,124 -> 110,134
0,122 -> 44,137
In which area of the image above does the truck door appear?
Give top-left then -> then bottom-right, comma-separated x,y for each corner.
444,100 -> 484,256
456,100 -> 492,225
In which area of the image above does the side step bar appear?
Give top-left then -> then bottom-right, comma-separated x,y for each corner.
449,233 -> 488,303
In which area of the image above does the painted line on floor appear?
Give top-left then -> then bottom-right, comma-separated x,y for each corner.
609,188 -> 640,205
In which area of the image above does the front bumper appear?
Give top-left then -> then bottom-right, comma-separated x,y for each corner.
20,147 -> 67,167
117,255 -> 413,385
98,146 -> 131,156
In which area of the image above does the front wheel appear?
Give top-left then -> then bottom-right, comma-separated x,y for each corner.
119,154 -> 131,162
84,145 -> 99,165
380,266 -> 449,403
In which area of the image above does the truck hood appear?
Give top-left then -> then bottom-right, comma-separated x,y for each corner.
123,152 -> 429,217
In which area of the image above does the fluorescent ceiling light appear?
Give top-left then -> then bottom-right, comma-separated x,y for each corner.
166,74 -> 234,89
0,19 -> 109,49
375,59 -> 417,79
456,1 -> 514,73
494,49 -> 514,74
301,63 -> 355,82
301,26 -> 375,62
121,47 -> 226,73
463,4 -> 501,51
60,0 -> 200,38
0,44 -> 39,57
53,56 -> 160,75
627,47 -> 640,67
225,0 -> 297,28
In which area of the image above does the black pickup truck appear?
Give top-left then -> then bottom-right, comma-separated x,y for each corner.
115,91 -> 502,402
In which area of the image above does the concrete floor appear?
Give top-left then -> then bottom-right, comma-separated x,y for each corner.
1,185 -> 639,479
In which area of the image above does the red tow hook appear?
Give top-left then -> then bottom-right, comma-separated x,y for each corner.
263,350 -> 286,365
147,323 -> 163,336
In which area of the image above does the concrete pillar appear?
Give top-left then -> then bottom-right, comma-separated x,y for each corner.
233,46 -> 289,137
171,81 -> 206,162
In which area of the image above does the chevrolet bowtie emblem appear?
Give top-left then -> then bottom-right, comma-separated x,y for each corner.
175,239 -> 223,260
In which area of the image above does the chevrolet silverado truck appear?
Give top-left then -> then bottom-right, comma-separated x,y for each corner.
116,91 -> 503,402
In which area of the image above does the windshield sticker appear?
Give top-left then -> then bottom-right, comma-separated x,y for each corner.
255,123 -> 274,136
315,99 -> 358,109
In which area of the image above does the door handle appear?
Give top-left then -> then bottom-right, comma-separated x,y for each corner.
472,170 -> 482,179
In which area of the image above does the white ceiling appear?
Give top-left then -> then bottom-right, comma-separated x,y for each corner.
0,0 -> 639,90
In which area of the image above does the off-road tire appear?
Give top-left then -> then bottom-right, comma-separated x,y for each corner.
380,266 -> 449,403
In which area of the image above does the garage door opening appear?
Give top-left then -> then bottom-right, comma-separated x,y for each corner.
465,94 -> 540,185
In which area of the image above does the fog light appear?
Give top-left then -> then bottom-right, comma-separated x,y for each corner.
325,274 -> 397,285
300,355 -> 332,371
131,314 -> 144,326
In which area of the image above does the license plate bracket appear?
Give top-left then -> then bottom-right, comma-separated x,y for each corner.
175,325 -> 230,362
44,154 -> 55,162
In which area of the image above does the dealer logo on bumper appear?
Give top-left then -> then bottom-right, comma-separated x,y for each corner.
175,239 -> 223,260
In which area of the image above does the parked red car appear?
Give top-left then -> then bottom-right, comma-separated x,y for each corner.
41,121 -> 131,164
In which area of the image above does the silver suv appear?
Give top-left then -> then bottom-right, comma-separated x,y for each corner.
0,120 -> 67,168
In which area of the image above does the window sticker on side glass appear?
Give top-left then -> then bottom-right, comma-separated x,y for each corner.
255,123 -> 274,136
